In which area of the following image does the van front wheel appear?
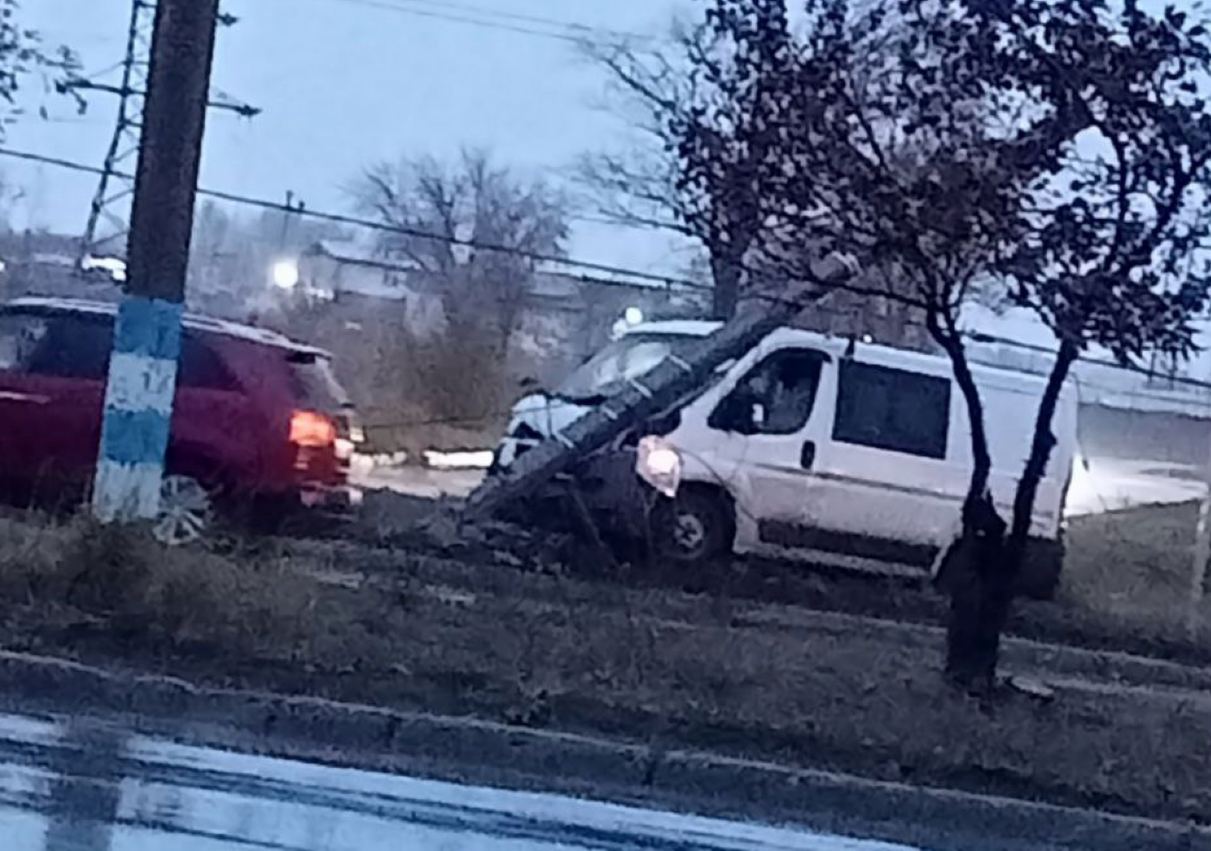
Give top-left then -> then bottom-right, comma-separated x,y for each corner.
648,487 -> 735,564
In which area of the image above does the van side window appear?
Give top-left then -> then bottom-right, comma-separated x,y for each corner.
179,335 -> 236,391
710,348 -> 823,435
24,315 -> 113,381
833,361 -> 950,458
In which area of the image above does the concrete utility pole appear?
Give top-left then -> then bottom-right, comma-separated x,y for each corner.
92,0 -> 221,522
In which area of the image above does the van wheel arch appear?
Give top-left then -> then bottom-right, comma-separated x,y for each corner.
167,449 -> 219,483
647,482 -> 737,564
164,447 -> 243,506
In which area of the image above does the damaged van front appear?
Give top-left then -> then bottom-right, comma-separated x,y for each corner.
492,322 -> 721,471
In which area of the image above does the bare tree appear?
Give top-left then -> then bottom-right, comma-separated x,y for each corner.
578,21 -> 767,320
676,0 -> 1211,690
352,149 -> 569,352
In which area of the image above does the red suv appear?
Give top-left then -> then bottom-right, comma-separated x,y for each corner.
0,297 -> 362,542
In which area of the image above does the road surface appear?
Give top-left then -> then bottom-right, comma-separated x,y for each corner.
353,456 -> 1207,518
0,712 -> 917,851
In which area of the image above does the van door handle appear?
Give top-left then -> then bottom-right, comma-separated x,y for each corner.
800,440 -> 816,470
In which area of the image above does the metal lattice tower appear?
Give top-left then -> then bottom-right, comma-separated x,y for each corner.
80,0 -> 158,263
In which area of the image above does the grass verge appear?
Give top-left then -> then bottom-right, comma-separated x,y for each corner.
0,510 -> 1210,827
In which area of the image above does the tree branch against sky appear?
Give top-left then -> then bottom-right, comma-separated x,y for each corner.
578,14 -> 780,319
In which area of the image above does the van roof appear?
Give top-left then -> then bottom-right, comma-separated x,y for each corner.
627,319 -> 1062,395
1,296 -> 329,357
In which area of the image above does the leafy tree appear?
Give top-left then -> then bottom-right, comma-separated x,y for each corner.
675,0 -> 1211,688
352,149 -> 568,352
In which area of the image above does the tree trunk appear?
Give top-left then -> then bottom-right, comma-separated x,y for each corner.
944,340 -> 1078,691
1003,341 -> 1080,578
710,253 -> 742,319
931,324 -> 1007,691
943,495 -> 1010,692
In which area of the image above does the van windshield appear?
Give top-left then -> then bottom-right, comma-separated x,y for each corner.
557,333 -> 704,402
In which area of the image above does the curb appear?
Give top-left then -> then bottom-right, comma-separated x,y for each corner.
0,649 -> 1206,851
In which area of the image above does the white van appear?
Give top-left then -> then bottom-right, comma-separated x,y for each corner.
495,321 -> 1078,598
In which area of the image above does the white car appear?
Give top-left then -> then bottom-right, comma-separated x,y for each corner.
494,321 -> 1078,598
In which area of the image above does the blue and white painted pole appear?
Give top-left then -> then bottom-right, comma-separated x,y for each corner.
92,297 -> 184,522
88,0 -> 220,525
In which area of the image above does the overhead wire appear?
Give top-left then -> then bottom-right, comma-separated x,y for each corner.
0,146 -> 703,293
346,0 -> 654,43
78,58 -> 130,82
4,144 -> 1211,399
291,0 -> 648,47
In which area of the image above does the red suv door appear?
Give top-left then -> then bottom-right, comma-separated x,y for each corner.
0,312 -> 51,495
0,310 -> 111,504
166,331 -> 258,494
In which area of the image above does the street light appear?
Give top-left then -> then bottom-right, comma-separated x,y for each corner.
271,258 -> 300,290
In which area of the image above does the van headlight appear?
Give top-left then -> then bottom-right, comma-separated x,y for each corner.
637,436 -> 682,498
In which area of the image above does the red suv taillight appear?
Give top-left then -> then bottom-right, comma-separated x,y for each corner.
290,410 -> 337,447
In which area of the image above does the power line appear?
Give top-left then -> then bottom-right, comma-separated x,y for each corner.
0,146 -> 704,292
306,0 -> 586,44
79,58 -> 133,82
360,0 -> 651,42
298,0 -> 648,46
4,143 -> 1210,396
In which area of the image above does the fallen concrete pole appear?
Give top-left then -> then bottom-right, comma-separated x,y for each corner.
464,254 -> 859,521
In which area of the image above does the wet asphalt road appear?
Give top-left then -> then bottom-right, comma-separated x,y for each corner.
0,712 -> 916,851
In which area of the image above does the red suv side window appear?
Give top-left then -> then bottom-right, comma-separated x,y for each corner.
0,315 -> 48,372
1,315 -> 240,393
24,315 -> 112,381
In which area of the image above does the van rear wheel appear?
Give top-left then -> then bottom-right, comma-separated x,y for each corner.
649,487 -> 734,564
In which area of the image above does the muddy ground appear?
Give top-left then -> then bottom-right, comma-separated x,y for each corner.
1,505 -> 1211,828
